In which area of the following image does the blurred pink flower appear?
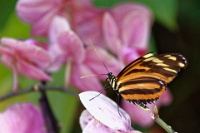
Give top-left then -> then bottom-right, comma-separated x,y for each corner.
16,0 -> 93,36
79,91 -> 141,133
103,3 -> 153,65
0,37 -> 52,90
48,16 -> 121,91
16,0 -> 65,36
0,103 -> 46,133
73,3 -> 106,47
122,90 -> 172,127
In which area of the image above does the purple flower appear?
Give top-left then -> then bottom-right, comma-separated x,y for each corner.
0,103 -> 46,133
103,3 -> 153,65
16,0 -> 94,36
48,16 -> 121,91
79,91 -> 142,133
0,38 -> 52,90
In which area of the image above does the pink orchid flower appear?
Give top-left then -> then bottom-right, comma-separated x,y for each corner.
0,103 -> 46,133
0,38 -> 52,90
79,91 -> 142,133
103,3 -> 153,65
72,3 -> 106,47
48,16 -> 121,91
16,0 -> 93,36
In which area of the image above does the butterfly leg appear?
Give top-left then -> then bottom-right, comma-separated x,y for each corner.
89,82 -> 110,101
115,92 -> 122,117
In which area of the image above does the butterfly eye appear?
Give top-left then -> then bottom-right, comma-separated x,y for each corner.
107,72 -> 113,78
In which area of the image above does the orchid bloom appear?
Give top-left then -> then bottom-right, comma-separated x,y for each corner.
48,16 -> 121,91
0,103 -> 46,133
16,0 -> 94,36
79,91 -> 141,133
0,38 -> 52,90
103,3 -> 153,65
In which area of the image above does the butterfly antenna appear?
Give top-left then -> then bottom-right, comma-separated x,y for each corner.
88,39 -> 110,74
80,74 -> 100,79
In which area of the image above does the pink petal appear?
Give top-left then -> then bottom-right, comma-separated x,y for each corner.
83,118 -> 118,133
70,64 -> 102,92
16,0 -> 64,35
110,3 -> 152,49
1,55 -> 19,91
79,110 -> 94,130
17,0 -> 57,23
0,103 -> 46,133
49,16 -> 70,44
156,89 -> 173,106
12,64 -> 19,91
1,54 -> 14,69
111,3 -> 152,28
121,47 -> 140,65
84,46 -> 123,77
79,91 -> 132,132
47,43 -> 66,72
0,46 -> 13,55
121,10 -> 151,49
31,10 -> 59,36
73,5 -> 106,47
16,57 -> 52,81
122,100 -> 154,127
57,31 -> 85,63
1,38 -> 52,68
102,13 -> 122,54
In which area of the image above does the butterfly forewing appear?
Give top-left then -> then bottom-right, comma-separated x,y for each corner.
112,52 -> 187,110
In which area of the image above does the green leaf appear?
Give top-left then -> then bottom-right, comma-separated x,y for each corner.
148,34 -> 157,52
93,0 -> 122,7
0,0 -> 17,31
132,0 -> 178,30
0,12 -> 31,38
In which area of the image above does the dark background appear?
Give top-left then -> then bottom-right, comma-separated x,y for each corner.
153,0 -> 200,132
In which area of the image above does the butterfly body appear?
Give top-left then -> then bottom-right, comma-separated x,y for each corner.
107,52 -> 187,110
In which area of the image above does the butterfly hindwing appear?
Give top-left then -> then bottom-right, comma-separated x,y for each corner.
118,77 -> 166,110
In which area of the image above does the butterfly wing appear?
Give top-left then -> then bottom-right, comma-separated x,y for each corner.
116,52 -> 187,110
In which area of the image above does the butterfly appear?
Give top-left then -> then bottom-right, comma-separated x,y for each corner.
106,52 -> 187,110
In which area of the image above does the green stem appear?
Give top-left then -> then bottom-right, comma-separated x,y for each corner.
154,115 -> 175,133
0,85 -> 78,102
151,106 -> 176,133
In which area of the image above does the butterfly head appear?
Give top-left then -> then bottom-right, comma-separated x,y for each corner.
106,72 -> 117,90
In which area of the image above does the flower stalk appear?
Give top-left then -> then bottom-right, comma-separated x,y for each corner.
0,85 -> 78,102
39,81 -> 59,133
151,106 -> 176,133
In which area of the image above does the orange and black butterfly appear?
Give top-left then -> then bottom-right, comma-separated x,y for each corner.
106,52 -> 187,110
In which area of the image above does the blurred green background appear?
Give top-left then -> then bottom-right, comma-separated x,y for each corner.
0,0 -> 200,133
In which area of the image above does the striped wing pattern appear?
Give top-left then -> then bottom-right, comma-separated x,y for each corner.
113,52 -> 187,110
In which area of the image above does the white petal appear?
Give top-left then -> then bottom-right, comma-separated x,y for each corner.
79,91 -> 132,132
